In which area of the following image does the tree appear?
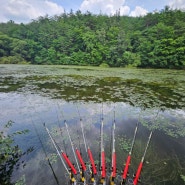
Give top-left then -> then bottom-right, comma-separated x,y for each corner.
0,121 -> 33,185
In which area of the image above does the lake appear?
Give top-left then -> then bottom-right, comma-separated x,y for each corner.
0,64 -> 185,185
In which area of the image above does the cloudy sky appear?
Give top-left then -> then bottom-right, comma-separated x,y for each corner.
0,0 -> 185,24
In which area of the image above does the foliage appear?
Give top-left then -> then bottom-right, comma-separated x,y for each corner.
99,63 -> 110,68
0,8 -> 185,68
181,175 -> 185,182
0,121 -> 33,185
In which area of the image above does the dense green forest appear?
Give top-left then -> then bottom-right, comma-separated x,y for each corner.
0,6 -> 185,69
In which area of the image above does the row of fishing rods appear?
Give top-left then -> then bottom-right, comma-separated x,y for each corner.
43,115 -> 155,185
27,98 -> 158,185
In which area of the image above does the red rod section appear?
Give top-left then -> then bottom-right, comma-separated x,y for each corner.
61,152 -> 77,175
88,148 -> 97,175
133,162 -> 143,185
101,151 -> 106,178
122,154 -> 131,180
75,149 -> 86,171
111,152 -> 116,177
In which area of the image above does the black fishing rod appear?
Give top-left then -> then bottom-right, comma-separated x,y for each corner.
25,95 -> 61,185
30,116 -> 60,185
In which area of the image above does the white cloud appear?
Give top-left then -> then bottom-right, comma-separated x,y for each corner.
130,6 -> 148,17
80,0 -> 130,16
168,0 -> 185,10
0,0 -> 64,23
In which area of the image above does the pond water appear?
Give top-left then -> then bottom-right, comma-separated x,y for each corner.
0,64 -> 185,185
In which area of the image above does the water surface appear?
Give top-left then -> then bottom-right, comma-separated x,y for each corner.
0,64 -> 185,185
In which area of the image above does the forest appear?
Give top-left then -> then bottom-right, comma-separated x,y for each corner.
0,6 -> 185,69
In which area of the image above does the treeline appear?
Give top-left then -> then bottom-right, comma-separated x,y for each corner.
0,6 -> 185,69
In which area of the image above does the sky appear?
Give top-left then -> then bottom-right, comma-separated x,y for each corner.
0,0 -> 185,24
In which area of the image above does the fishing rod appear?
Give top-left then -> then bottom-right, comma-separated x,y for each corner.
87,146 -> 97,184
99,117 -> 106,185
65,120 -> 81,172
62,152 -> 77,185
75,147 -> 87,184
61,150 -> 77,175
110,110 -> 116,185
76,120 -> 88,184
78,113 -> 97,184
75,129 -> 86,183
48,102 -> 87,184
121,122 -> 139,184
132,109 -> 160,185
76,104 -> 97,185
25,96 -> 61,185
133,130 -> 153,185
44,124 -> 79,185
43,123 -> 69,174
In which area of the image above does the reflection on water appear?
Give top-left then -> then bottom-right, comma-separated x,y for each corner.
0,93 -> 184,185
0,65 -> 185,185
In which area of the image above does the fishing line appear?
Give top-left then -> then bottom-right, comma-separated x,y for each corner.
54,105 -> 64,141
76,103 -> 82,120
77,130 -> 81,154
56,102 -> 66,120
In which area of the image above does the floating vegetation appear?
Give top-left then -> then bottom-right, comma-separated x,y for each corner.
1,65 -> 184,109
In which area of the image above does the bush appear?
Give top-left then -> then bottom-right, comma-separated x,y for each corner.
99,62 -> 110,68
0,121 -> 33,185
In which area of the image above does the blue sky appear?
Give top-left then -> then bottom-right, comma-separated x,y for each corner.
0,0 -> 184,24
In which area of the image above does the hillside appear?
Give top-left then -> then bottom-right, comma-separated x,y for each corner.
0,6 -> 185,69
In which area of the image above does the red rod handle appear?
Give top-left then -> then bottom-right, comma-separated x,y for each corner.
101,151 -> 106,178
62,152 -> 77,175
133,162 -> 143,185
111,152 -> 116,177
122,155 -> 131,180
75,149 -> 86,171
88,148 -> 97,175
